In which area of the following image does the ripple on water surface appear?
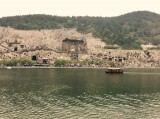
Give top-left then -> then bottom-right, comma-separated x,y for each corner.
1,87 -> 160,119
0,68 -> 160,119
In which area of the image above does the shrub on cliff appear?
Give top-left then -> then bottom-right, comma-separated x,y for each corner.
0,59 -> 35,66
54,59 -> 68,67
108,61 -> 115,67
80,59 -> 94,66
104,45 -> 120,49
19,59 -> 35,66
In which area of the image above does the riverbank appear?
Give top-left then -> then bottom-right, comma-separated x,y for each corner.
1,66 -> 160,69
0,66 -> 106,69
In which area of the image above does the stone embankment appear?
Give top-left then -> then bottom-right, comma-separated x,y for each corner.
0,27 -> 160,68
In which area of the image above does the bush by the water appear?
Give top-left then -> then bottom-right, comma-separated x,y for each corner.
0,59 -> 35,66
54,59 -> 68,67
80,59 -> 103,66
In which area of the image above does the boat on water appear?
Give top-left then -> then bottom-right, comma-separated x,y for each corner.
106,67 -> 123,74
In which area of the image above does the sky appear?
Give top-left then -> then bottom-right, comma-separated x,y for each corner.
0,0 -> 160,18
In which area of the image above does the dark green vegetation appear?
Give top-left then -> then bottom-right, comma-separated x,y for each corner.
54,59 -> 103,67
0,59 -> 35,66
104,45 -> 120,49
1,11 -> 160,49
54,59 -> 69,67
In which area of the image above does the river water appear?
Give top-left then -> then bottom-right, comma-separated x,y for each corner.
0,68 -> 160,119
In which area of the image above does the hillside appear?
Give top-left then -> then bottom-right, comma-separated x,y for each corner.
0,27 -> 105,55
1,27 -> 160,68
0,11 -> 160,49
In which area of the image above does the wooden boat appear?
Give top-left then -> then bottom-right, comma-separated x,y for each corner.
106,67 -> 123,74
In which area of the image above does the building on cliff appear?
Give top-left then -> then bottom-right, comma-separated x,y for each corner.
62,37 -> 87,53
62,37 -> 87,61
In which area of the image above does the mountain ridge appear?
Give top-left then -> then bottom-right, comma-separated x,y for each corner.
0,11 -> 160,49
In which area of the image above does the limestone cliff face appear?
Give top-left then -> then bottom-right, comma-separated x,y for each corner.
0,27 -> 105,51
0,27 -> 105,63
0,27 -> 160,68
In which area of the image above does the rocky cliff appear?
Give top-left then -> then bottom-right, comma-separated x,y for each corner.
0,27 -> 160,68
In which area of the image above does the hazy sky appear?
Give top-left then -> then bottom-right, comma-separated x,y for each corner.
0,0 -> 160,18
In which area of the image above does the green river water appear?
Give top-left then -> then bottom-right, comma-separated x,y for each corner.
0,68 -> 160,119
